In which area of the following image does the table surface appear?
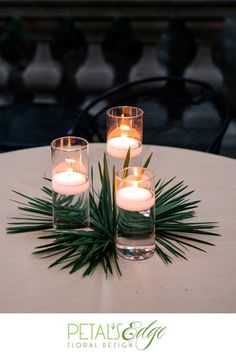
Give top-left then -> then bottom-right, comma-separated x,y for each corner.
0,144 -> 236,313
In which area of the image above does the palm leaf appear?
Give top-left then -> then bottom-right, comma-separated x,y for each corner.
7,152 -> 219,276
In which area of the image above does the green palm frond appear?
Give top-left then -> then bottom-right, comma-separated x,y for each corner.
7,152 -> 219,276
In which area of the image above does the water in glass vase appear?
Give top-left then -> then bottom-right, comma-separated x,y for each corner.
52,190 -> 89,229
116,205 -> 155,260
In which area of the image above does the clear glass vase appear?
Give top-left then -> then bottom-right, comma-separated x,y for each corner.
51,136 -> 89,229
106,106 -> 143,165
116,167 -> 155,260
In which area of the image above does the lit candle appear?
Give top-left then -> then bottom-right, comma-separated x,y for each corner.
52,167 -> 89,195
107,136 -> 142,159
116,185 -> 155,211
106,107 -> 143,159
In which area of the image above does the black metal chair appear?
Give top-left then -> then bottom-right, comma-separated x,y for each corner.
73,76 -> 230,153
0,103 -> 80,152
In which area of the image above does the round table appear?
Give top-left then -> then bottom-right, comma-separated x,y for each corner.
0,144 -> 236,313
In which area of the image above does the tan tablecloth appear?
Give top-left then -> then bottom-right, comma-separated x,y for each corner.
0,144 -> 236,313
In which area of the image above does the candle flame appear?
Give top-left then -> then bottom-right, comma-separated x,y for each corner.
120,111 -> 131,137
68,137 -> 71,148
120,125 -> 130,131
120,124 -> 130,138
133,167 -> 140,187
133,167 -> 145,185
134,168 -> 139,177
67,167 -> 73,177
121,112 -> 126,130
65,158 -> 78,172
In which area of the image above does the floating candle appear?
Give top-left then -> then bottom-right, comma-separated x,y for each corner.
107,137 -> 142,159
106,106 -> 143,159
116,186 -> 155,211
52,167 -> 89,195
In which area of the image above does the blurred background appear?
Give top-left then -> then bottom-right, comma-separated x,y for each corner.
0,0 -> 236,157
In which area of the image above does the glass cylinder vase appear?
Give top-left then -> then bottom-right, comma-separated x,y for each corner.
51,136 -> 89,229
106,106 -> 143,169
116,167 -> 155,260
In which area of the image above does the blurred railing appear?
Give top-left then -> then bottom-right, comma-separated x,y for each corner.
0,0 -> 236,112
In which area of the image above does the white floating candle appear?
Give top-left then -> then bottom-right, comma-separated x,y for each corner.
106,137 -> 142,159
116,186 -> 155,211
52,168 -> 89,195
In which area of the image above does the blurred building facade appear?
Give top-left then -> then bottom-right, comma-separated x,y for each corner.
0,0 -> 235,156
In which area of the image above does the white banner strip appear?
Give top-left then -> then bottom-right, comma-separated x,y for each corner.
0,313 -> 234,354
